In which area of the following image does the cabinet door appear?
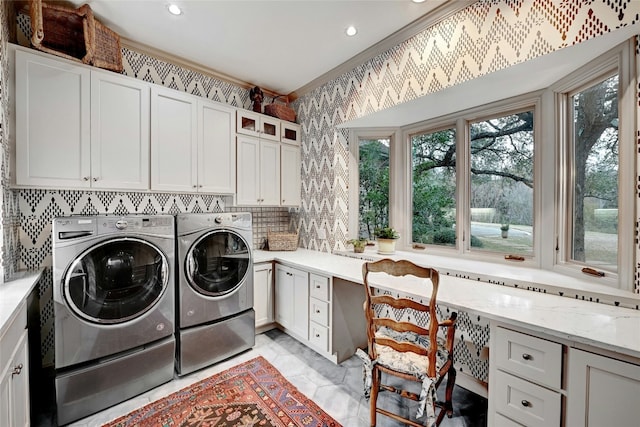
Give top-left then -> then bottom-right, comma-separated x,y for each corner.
15,49 -> 91,188
151,88 -> 197,192
280,144 -> 301,206
91,70 -> 150,190
254,263 -> 273,327
566,348 -> 640,427
259,115 -> 281,141
0,330 -> 29,427
260,139 -> 281,205
290,267 -> 309,340
275,265 -> 294,329
236,135 -> 261,205
198,101 -> 235,193
280,121 -> 301,145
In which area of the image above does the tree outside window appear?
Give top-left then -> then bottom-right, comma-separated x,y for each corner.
358,138 -> 390,240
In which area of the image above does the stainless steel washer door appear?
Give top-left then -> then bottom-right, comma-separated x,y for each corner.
186,230 -> 250,297
64,237 -> 169,324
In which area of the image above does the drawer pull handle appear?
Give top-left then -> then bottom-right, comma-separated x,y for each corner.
521,400 -> 531,408
316,285 -> 321,289
12,363 -> 23,377
522,353 -> 532,361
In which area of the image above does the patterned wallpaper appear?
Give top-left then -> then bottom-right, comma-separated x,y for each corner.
2,0 -> 639,381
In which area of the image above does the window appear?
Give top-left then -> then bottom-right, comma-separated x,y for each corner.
411,128 -> 457,247
357,137 -> 390,240
348,39 -> 634,291
469,110 -> 534,256
569,74 -> 619,273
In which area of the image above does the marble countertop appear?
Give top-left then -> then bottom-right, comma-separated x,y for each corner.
255,249 -> 640,360
0,270 -> 42,339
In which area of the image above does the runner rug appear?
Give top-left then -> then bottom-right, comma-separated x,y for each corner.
102,356 -> 341,427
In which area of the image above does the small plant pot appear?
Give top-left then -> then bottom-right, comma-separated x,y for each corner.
501,230 -> 508,238
354,246 -> 365,253
377,238 -> 397,254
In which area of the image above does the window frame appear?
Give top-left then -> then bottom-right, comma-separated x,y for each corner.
347,38 -> 635,292
552,40 -> 635,290
399,96 -> 542,266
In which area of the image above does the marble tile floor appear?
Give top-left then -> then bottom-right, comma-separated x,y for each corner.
33,328 -> 487,427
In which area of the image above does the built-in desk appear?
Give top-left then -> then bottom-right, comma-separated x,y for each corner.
255,248 -> 640,426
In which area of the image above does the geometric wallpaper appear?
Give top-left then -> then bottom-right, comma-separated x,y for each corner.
2,0 -> 639,380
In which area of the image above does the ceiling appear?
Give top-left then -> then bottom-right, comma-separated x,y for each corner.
63,0 -> 461,96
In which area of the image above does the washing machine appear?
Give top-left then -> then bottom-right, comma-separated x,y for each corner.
52,215 -> 175,425
176,212 -> 255,376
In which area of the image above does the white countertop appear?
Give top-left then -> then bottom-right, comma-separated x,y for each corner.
0,270 -> 42,339
255,249 -> 640,360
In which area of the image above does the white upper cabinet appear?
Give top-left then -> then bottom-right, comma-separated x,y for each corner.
151,87 -> 236,194
15,49 -> 91,188
150,87 -> 198,192
14,48 -> 150,190
236,110 -> 281,141
280,144 -> 301,206
236,135 -> 280,205
90,70 -> 150,190
198,101 -> 236,194
280,121 -> 301,146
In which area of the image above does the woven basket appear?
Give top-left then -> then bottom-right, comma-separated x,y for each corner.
29,0 -> 93,64
264,103 -> 296,123
29,0 -> 123,72
92,19 -> 123,72
267,230 -> 299,251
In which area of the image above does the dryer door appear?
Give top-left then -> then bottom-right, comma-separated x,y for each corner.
186,230 -> 250,297
63,238 -> 169,324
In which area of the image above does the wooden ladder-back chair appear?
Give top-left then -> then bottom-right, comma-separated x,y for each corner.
361,259 -> 457,427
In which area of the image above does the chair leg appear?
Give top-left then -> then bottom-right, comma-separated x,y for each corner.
370,367 -> 381,427
444,364 -> 456,418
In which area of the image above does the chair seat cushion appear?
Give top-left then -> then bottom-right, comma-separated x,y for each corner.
374,327 -> 449,378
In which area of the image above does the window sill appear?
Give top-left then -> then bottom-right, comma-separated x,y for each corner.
332,248 -> 639,310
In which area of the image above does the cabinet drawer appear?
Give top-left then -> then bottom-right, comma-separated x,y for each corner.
310,298 -> 329,326
495,326 -> 562,388
494,412 -> 525,426
309,322 -> 329,352
310,274 -> 330,300
494,370 -> 561,427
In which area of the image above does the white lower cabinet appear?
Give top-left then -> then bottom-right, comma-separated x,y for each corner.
253,262 -> 274,330
0,302 -> 30,427
489,322 -> 640,427
566,348 -> 640,427
273,265 -> 367,364
489,325 -> 562,427
274,264 -> 309,341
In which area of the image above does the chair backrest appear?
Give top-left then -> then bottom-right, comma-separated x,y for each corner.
362,258 -> 441,377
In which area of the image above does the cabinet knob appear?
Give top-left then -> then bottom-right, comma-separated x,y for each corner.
315,334 -> 320,338
12,363 -> 23,377
522,353 -> 532,361
92,177 -> 99,182
83,176 -> 90,181
199,184 -> 203,188
193,185 -> 197,188
521,400 -> 531,408
315,309 -> 320,313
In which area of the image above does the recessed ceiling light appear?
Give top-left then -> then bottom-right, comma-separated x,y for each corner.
168,4 -> 182,15
412,0 -> 426,3
345,26 -> 357,37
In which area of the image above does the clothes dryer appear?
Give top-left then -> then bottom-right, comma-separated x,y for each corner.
52,215 -> 175,425
176,212 -> 255,375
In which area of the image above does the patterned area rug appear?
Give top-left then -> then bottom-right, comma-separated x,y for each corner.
102,356 -> 341,427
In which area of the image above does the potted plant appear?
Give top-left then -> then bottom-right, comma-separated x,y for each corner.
347,238 -> 368,253
374,226 -> 400,254
500,223 -> 509,238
